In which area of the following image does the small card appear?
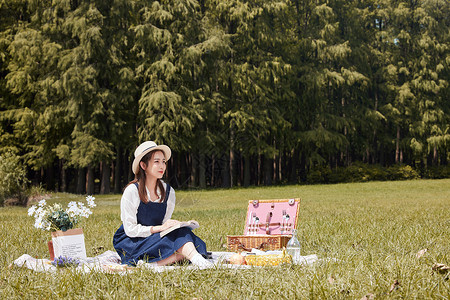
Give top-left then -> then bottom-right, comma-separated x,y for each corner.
51,228 -> 87,259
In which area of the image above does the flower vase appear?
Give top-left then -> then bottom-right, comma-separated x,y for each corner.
48,240 -> 55,261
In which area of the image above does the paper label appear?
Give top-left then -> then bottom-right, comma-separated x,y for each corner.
51,228 -> 87,259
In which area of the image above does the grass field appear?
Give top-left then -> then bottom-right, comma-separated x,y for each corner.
1,179 -> 449,299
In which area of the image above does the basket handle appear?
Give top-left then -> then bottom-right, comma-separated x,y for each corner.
265,212 -> 272,235
237,242 -> 268,252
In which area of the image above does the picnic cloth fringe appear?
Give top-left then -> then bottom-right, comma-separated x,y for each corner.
11,250 -> 319,274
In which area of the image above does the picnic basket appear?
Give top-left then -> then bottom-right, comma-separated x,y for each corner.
227,198 -> 301,252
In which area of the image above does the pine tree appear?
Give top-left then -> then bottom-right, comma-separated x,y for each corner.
383,0 -> 449,167
2,0 -> 68,184
2,0 -> 137,192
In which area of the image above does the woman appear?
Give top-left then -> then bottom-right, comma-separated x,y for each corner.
113,141 -> 212,268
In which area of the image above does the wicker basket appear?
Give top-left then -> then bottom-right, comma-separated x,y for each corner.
227,198 -> 301,252
227,235 -> 291,252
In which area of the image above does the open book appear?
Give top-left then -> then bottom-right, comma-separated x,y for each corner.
160,220 -> 200,237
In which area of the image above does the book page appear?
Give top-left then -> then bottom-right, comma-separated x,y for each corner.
160,220 -> 199,237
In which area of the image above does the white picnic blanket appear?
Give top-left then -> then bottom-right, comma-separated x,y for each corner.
11,250 -> 319,274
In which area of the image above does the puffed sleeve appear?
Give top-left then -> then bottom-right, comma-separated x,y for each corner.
162,184 -> 176,223
121,184 -> 153,238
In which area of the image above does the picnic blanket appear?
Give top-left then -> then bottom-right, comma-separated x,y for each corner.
11,250 -> 319,274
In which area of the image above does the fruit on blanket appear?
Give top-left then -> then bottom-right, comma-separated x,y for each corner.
244,251 -> 292,266
229,253 -> 246,265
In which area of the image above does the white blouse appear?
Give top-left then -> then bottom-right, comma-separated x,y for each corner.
120,181 -> 176,238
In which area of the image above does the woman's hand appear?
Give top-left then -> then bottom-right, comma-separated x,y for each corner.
162,219 -> 180,230
151,219 -> 181,233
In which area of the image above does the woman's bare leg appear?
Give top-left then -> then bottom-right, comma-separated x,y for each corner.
178,242 -> 199,260
156,242 -> 207,266
156,242 -> 197,266
156,252 -> 185,266
180,242 -> 213,267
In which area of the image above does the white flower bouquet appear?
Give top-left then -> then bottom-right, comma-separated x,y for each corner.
28,196 -> 96,232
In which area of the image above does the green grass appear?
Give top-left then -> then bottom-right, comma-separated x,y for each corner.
1,179 -> 449,299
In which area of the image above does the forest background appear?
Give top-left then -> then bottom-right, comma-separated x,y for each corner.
0,0 -> 448,200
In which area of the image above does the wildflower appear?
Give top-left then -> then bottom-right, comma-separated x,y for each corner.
34,217 -> 44,229
86,195 -> 96,208
38,199 -> 47,207
28,205 -> 36,216
52,256 -> 80,268
35,206 -> 43,216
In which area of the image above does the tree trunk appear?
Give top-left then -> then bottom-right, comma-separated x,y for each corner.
211,154 -> 215,187
171,152 -> 180,189
100,161 -> 111,194
239,155 -> 244,187
229,149 -> 235,188
278,154 -> 282,183
273,139 -> 277,183
433,146 -> 438,165
184,153 -> 190,188
395,125 -> 400,163
60,159 -> 66,192
257,154 -> 261,186
229,127 -> 234,188
114,148 -> 121,193
199,153 -> 206,189
342,96 -> 349,166
191,153 -> 197,187
289,148 -> 297,183
86,166 -> 95,195
125,150 -> 133,183
76,168 -> 85,194
273,154 -> 277,184
372,91 -> 379,164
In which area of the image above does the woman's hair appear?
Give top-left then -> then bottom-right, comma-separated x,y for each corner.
126,150 -> 166,203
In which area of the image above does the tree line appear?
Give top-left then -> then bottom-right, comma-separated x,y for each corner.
0,0 -> 448,194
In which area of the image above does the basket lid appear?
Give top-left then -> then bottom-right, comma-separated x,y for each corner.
243,198 -> 301,236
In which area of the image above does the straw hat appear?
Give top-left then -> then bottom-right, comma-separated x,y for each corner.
132,141 -> 171,174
